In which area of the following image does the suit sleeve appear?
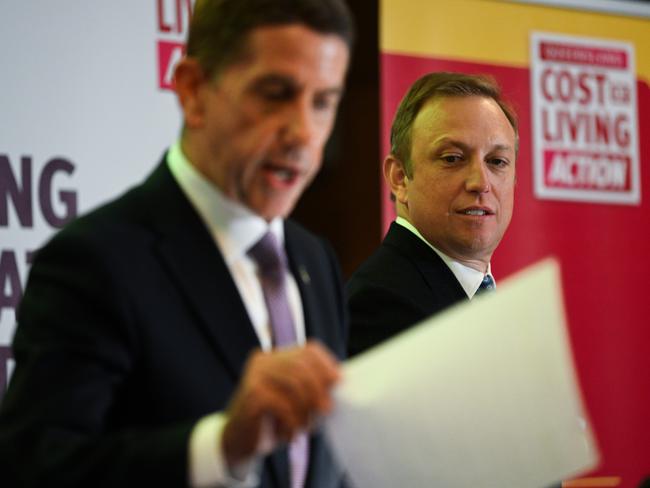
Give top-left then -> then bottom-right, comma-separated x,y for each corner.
0,229 -> 194,487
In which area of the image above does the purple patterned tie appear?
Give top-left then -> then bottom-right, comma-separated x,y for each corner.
248,231 -> 309,488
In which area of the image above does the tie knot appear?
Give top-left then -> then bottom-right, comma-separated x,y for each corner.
477,274 -> 495,294
248,231 -> 287,277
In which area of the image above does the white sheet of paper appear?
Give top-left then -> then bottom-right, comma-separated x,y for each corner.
325,258 -> 598,488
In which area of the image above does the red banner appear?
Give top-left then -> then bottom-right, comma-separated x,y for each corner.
381,1 -> 650,485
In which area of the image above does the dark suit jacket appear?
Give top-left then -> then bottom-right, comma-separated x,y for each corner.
0,159 -> 348,487
346,222 -> 467,357
347,225 -> 564,488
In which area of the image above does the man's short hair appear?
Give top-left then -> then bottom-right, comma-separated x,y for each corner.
390,72 -> 519,176
187,0 -> 354,79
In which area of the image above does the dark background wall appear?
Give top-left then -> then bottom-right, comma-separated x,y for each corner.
291,0 -> 382,279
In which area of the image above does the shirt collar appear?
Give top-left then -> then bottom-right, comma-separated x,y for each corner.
167,141 -> 284,264
395,216 -> 495,299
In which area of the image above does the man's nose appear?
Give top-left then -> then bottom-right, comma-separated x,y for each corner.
282,100 -> 316,148
465,158 -> 491,193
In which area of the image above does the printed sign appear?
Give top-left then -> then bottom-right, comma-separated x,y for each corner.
1,153 -> 78,366
157,0 -> 192,90
1,0 -> 186,400
530,32 -> 640,204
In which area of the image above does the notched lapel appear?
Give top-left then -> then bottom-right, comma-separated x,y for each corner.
386,223 -> 467,304
284,225 -> 335,349
156,234 -> 260,380
145,162 -> 260,380
417,251 -> 466,301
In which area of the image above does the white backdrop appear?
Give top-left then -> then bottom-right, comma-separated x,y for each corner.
0,0 -> 193,393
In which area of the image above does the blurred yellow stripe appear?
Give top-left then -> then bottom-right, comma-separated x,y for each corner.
563,477 -> 622,487
381,0 -> 650,80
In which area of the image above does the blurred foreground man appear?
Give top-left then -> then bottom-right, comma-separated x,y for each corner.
347,72 -> 518,357
0,1 -> 353,486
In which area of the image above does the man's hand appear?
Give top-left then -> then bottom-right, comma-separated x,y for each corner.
221,340 -> 341,466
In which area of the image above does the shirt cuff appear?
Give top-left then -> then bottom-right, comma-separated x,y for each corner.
189,413 -> 260,488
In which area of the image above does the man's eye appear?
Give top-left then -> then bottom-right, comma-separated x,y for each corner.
254,79 -> 296,102
259,86 -> 293,101
313,94 -> 338,112
441,155 -> 461,163
489,158 -> 509,167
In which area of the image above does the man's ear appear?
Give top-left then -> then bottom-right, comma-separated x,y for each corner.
173,58 -> 207,129
384,154 -> 409,205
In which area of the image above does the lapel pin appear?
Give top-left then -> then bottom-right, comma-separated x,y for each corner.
298,266 -> 311,285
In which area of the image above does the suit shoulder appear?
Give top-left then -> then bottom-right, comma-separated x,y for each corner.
42,185 -> 147,256
41,161 -> 174,254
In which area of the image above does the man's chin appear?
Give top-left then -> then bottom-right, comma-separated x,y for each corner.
252,199 -> 299,222
446,236 -> 498,261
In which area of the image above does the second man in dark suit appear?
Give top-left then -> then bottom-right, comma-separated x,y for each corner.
347,72 -> 518,356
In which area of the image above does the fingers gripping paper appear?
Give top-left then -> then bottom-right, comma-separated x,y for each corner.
325,258 -> 598,488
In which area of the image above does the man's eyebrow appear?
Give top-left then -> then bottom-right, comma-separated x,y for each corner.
251,74 -> 344,95
251,73 -> 297,88
435,137 -> 460,146
318,86 -> 345,98
489,143 -> 515,152
432,137 -> 514,152
431,137 -> 470,152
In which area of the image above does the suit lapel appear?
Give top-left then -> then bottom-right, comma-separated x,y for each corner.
385,223 -> 467,305
284,224 -> 330,346
418,254 -> 468,304
143,160 -> 260,381
140,161 -> 305,487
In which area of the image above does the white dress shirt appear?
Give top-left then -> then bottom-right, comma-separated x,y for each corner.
167,141 -> 306,487
394,217 -> 496,298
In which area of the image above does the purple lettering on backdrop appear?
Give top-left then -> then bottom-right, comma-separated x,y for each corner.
39,158 -> 77,228
0,154 -> 33,228
0,345 -> 13,403
0,250 -> 22,322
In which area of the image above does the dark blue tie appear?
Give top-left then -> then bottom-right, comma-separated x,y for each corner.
477,274 -> 495,295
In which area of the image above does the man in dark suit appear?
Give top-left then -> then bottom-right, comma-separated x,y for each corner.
347,72 -> 518,357
0,0 -> 353,486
